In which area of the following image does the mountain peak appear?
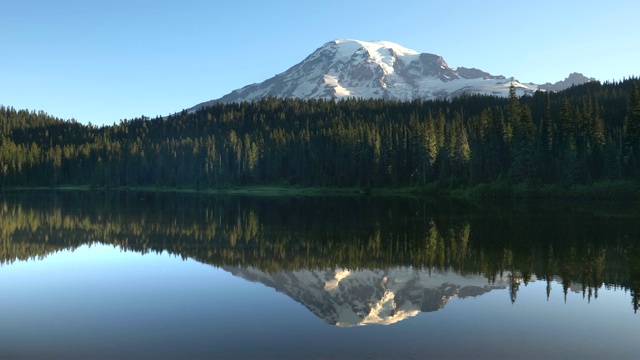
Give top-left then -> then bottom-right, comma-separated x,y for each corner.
329,39 -> 420,57
189,39 -> 595,110
539,72 -> 597,92
225,266 -> 509,327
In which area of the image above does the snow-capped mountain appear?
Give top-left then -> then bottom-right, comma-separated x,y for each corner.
190,39 -> 594,110
224,266 -> 509,327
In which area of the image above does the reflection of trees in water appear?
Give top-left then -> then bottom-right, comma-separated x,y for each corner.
628,252 -> 640,313
1,191 -> 639,310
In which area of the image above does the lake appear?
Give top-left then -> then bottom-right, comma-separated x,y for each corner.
0,191 -> 639,359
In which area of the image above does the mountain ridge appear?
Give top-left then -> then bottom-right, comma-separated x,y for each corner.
189,39 -> 595,111
224,266 -> 510,327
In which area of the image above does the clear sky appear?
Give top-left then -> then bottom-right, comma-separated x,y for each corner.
1,0 -> 639,126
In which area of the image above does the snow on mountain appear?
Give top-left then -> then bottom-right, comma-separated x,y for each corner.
223,266 -> 509,327
190,39 -> 594,111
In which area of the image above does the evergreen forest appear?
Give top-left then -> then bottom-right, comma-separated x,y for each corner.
1,79 -> 640,196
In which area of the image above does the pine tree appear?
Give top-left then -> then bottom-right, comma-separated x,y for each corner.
511,104 -> 536,183
623,83 -> 640,177
538,92 -> 554,182
556,96 -> 577,184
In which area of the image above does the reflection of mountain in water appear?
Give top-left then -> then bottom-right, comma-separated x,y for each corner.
1,191 -> 640,314
226,267 -> 508,326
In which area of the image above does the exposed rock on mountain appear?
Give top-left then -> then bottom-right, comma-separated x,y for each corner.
225,266 -> 509,327
538,72 -> 597,92
190,39 -> 595,111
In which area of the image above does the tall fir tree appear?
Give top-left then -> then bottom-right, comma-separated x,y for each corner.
623,83 -> 640,177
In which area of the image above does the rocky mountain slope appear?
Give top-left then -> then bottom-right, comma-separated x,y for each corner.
190,39 -> 594,110
224,266 -> 510,327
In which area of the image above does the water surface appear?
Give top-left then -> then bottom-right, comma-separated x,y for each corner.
0,192 -> 639,359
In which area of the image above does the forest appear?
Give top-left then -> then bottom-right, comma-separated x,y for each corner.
1,79 -> 640,196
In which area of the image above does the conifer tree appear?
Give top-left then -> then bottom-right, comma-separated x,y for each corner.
512,104 -> 536,183
538,93 -> 554,181
623,83 -> 640,177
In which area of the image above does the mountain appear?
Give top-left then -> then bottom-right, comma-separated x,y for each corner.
190,39 -> 595,110
224,266 -> 510,327
538,72 -> 597,92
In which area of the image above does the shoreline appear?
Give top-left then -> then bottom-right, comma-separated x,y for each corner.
2,180 -> 638,201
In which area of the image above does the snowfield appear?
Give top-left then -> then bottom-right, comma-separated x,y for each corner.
189,39 -> 594,110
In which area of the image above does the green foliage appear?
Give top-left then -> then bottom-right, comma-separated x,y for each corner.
1,78 -> 639,190
623,83 -> 640,177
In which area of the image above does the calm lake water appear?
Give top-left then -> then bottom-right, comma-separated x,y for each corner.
0,191 -> 639,359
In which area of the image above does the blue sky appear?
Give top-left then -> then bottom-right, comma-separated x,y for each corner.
1,0 -> 639,126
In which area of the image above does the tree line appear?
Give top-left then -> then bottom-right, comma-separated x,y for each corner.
1,78 -> 640,190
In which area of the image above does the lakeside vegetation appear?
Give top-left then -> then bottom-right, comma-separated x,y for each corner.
1,79 -> 640,199
4,180 -> 639,201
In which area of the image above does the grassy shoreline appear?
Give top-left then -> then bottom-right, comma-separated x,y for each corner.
4,185 -> 366,197
446,180 -> 640,201
3,180 -> 638,201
